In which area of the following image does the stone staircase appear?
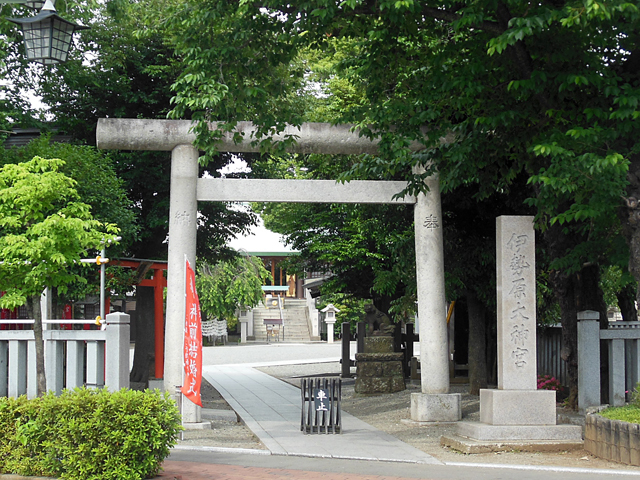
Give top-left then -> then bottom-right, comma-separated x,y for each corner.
251,298 -> 311,342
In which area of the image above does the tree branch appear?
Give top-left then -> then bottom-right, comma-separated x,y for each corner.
421,6 -> 503,34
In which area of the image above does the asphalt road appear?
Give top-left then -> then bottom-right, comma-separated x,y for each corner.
167,449 -> 640,480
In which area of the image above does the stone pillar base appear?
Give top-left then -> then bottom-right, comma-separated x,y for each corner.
411,393 -> 461,423
355,352 -> 405,394
454,421 -> 582,442
182,421 -> 212,430
480,389 -> 556,425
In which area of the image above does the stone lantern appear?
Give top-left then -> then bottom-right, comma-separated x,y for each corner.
321,304 -> 340,343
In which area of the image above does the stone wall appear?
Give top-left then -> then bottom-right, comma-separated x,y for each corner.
585,413 -> 640,465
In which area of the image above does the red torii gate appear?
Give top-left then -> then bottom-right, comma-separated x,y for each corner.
111,259 -> 167,379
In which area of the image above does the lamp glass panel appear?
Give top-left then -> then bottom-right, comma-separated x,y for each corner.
21,18 -> 52,63
19,16 -> 76,64
49,17 -> 74,63
24,1 -> 46,9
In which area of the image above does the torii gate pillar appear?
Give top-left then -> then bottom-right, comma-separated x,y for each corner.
96,118 -> 460,424
411,166 -> 461,422
165,144 -> 200,423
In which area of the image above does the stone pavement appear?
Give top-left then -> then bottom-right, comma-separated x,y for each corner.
199,364 -> 440,464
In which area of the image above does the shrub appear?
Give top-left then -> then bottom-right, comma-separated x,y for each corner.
0,388 -> 181,480
631,382 -> 640,408
537,374 -> 563,391
600,405 -> 640,424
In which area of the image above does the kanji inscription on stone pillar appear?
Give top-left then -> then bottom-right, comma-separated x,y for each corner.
497,216 -> 536,390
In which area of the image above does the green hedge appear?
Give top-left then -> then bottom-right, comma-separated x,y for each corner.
0,388 -> 182,480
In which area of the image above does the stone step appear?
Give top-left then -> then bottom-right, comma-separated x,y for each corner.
251,302 -> 311,341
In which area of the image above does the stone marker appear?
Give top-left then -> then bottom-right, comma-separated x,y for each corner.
442,216 -> 583,449
480,216 -> 556,426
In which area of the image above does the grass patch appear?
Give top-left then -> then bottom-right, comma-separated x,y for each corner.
600,405 -> 640,424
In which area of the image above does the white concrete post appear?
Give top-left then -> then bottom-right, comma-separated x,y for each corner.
240,321 -> 248,343
8,340 -> 27,397
27,341 -> 37,399
105,312 -> 130,392
247,309 -> 254,338
238,309 -> 252,343
629,339 -> 640,396
164,144 -> 200,424
610,338 -> 626,406
86,341 -> 105,388
46,339 -> 65,395
0,341 -> 7,397
577,310 -> 601,411
66,340 -> 85,390
410,165 -> 461,422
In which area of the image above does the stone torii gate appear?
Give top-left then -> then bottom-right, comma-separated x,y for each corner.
96,118 -> 460,425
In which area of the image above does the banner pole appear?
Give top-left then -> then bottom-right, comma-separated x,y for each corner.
179,254 -> 187,437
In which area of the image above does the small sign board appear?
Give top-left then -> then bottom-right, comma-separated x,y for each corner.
314,388 -> 331,412
301,377 -> 342,434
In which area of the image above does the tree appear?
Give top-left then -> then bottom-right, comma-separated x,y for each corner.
157,0 -> 640,408
0,136 -> 139,312
196,255 -> 270,331
2,0 -> 257,263
0,156 -> 118,395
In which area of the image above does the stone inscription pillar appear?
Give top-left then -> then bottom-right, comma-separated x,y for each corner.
479,216 -> 556,425
164,144 -> 200,423
410,165 -> 461,422
496,215 -> 537,389
446,215 -> 582,446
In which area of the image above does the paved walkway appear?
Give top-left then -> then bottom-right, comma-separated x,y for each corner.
161,344 -> 639,480
201,364 -> 441,464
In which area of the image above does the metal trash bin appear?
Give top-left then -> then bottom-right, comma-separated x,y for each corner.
301,377 -> 342,434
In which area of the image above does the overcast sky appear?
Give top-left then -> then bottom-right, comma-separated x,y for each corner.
228,217 -> 295,253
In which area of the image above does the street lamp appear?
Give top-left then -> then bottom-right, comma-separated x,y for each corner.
7,0 -> 89,65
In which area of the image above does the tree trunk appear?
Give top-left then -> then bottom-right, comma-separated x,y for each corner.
26,294 -> 46,396
621,158 -> 640,306
549,268 -> 579,409
129,286 -> 156,385
467,290 -> 487,396
616,283 -> 638,322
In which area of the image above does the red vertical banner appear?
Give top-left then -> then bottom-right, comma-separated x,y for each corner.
181,259 -> 203,406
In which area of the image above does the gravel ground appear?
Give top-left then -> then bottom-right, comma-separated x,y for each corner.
177,362 -> 640,472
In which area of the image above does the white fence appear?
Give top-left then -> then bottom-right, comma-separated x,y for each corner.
0,312 -> 130,398
578,311 -> 640,411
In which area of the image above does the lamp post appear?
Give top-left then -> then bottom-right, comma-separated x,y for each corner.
7,0 -> 89,65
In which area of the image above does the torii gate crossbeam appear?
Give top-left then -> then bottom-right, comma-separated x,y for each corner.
96,118 -> 461,424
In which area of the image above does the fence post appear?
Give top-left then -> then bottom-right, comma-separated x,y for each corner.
27,341 -> 37,399
341,322 -> 351,378
578,310 -> 601,412
66,340 -> 85,390
86,341 -> 105,389
105,312 -> 130,392
0,341 -> 7,397
629,339 -> 640,396
8,340 -> 27,397
610,338 -> 626,407
46,337 -> 65,395
357,321 -> 365,354
404,323 -> 415,378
